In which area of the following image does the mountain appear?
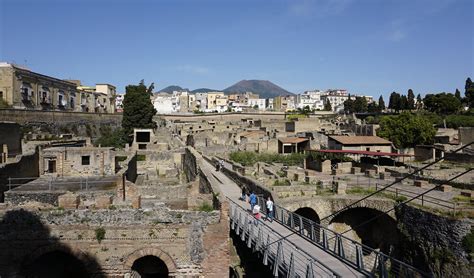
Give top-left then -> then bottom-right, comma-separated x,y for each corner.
158,85 -> 187,93
192,88 -> 219,93
223,80 -> 292,99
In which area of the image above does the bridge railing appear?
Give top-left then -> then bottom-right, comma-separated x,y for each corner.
228,198 -> 341,278
255,196 -> 429,278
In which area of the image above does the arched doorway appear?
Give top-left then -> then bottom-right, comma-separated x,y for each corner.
131,255 -> 169,278
328,207 -> 398,254
293,207 -> 321,240
294,207 -> 320,224
22,250 -> 89,278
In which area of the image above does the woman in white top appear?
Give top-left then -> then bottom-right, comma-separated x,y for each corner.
266,197 -> 274,222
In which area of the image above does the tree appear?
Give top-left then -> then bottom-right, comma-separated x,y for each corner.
388,92 -> 401,112
378,95 -> 385,111
122,80 -> 157,141
400,95 -> 408,110
324,99 -> 332,111
455,89 -> 462,101
423,93 -> 461,115
407,89 -> 415,110
378,112 -> 436,149
465,77 -> 474,108
367,102 -> 379,113
416,94 -> 423,110
343,98 -> 354,113
353,97 -> 368,112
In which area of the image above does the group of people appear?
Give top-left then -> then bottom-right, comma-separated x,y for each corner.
240,187 -> 274,223
215,159 -> 225,171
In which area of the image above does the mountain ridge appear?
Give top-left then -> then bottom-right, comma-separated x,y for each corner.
157,80 -> 293,99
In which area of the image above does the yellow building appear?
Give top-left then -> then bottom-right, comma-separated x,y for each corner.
0,63 -> 116,113
0,63 -> 78,111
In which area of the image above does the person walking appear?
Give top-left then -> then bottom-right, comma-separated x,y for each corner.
266,196 -> 274,222
240,187 -> 247,201
249,192 -> 257,211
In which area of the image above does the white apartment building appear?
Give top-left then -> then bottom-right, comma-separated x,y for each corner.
248,98 -> 266,110
297,90 -> 324,110
153,93 -> 174,114
321,89 -> 349,112
266,98 -> 274,110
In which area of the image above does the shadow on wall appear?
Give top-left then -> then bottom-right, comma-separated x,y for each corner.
0,209 -> 105,278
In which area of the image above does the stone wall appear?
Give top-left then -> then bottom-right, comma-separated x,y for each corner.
0,108 -> 122,125
395,204 -> 472,277
221,165 -> 273,200
459,127 -> 474,148
183,147 -> 198,182
0,147 -> 39,202
0,122 -> 22,156
0,207 -> 222,277
444,152 -> 474,163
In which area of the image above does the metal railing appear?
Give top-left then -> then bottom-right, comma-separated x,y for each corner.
253,196 -> 429,278
6,176 -> 38,190
329,173 -> 472,215
6,176 -> 117,191
373,183 -> 472,214
228,198 -> 341,278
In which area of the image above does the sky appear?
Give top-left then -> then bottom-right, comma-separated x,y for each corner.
0,0 -> 473,99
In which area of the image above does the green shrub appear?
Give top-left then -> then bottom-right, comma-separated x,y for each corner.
229,151 -> 306,166
95,127 -> 127,148
462,231 -> 474,254
136,154 -> 146,161
95,227 -> 106,243
273,179 -> 291,186
197,202 -> 214,212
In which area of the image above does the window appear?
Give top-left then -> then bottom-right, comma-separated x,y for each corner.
0,91 -> 3,99
81,155 -> 90,165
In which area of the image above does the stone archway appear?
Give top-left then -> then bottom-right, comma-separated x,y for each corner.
328,207 -> 399,254
294,207 -> 321,239
131,255 -> 169,278
124,247 -> 177,276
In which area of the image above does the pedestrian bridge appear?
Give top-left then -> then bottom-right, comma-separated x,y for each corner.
199,155 -> 427,277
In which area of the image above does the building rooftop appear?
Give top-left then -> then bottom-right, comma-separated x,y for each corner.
329,136 -> 391,145
279,137 -> 309,144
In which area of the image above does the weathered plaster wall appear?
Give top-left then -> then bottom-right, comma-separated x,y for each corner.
395,205 -> 472,277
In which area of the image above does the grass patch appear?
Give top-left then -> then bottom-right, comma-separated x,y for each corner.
229,151 -> 306,167
136,154 -> 146,161
197,202 -> 214,212
287,114 -> 307,120
273,179 -> 291,186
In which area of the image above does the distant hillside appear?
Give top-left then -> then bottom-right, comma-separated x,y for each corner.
192,88 -> 219,93
158,85 -> 187,93
223,80 -> 292,99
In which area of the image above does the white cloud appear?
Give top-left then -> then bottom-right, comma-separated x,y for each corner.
289,0 -> 353,18
175,65 -> 211,75
387,29 -> 406,42
386,19 -> 407,42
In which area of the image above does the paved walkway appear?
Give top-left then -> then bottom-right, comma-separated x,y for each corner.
200,158 -> 365,277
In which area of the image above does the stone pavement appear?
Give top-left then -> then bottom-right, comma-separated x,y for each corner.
200,158 -> 365,277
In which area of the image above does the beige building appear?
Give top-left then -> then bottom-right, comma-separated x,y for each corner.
328,136 -> 392,153
41,147 -> 116,177
0,63 -> 78,111
78,83 -> 116,113
206,92 -> 225,110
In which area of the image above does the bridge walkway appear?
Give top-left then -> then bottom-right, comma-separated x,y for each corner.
200,158 -> 365,277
